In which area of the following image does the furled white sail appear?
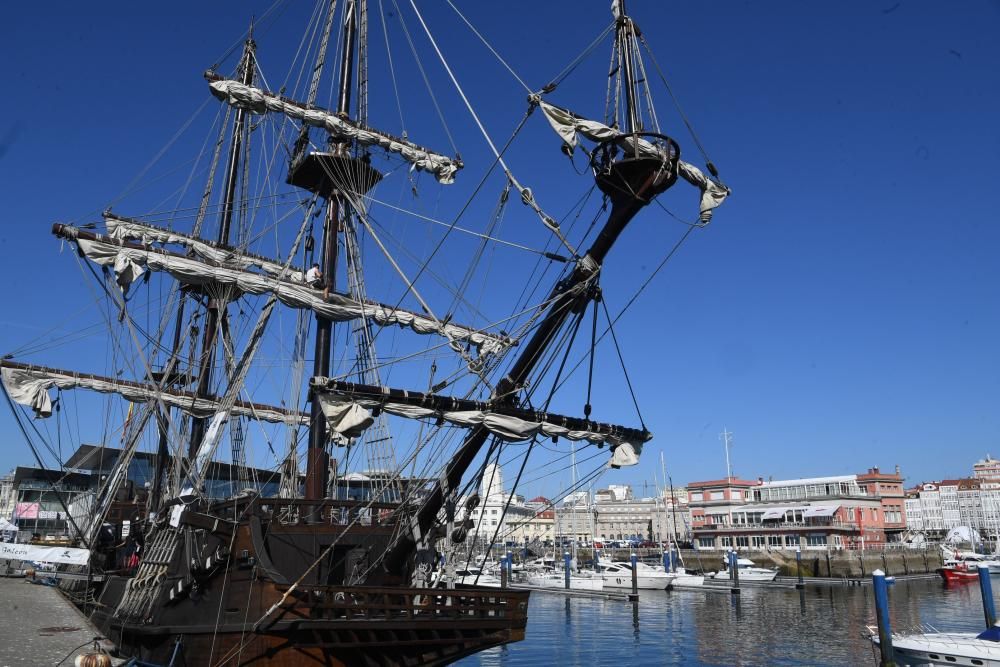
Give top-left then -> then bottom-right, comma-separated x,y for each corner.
207,77 -> 461,185
538,101 -> 729,221
0,364 -> 307,425
59,228 -> 511,356
315,392 -> 647,467
105,214 -> 305,282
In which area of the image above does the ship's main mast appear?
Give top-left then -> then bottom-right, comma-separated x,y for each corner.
297,0 -> 382,501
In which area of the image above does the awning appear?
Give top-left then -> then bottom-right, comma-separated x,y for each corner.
760,506 -> 810,520
804,505 -> 840,518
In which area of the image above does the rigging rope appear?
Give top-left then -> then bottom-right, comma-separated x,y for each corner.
407,0 -> 577,257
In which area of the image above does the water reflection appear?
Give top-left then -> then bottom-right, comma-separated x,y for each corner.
464,578 -> 1000,666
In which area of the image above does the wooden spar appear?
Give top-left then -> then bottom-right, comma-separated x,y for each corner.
102,211 -> 308,275
309,378 -> 650,444
189,35 -> 257,461
50,224 -> 508,349
380,123 -> 680,578
0,359 -> 308,425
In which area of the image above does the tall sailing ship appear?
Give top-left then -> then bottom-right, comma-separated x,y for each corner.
2,1 -> 727,664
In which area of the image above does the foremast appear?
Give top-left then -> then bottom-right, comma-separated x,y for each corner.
188,33 -> 256,461
380,0 -> 682,581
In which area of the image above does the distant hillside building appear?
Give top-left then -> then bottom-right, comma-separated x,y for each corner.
974,455 -> 1000,481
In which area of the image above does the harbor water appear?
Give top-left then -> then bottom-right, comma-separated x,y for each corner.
459,578 -> 999,666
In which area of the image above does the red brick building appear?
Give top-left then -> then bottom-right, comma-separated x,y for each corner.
688,466 -> 906,551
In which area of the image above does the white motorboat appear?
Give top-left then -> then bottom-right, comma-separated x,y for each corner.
869,624 -> 1000,666
598,559 -> 674,590
526,571 -> 604,591
452,567 -> 501,587
711,556 -> 779,582
668,568 -> 706,588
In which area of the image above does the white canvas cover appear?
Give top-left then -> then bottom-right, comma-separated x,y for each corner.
208,79 -> 461,184
105,215 -> 305,282
0,519 -> 18,532
315,392 -> 646,467
538,101 -> 730,222
802,505 -> 840,518
67,232 -> 508,356
0,365 -> 307,425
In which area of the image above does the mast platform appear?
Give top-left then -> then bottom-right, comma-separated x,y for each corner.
287,151 -> 383,198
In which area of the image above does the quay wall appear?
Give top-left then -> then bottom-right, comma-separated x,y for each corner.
581,548 -> 947,577
677,548 -> 947,577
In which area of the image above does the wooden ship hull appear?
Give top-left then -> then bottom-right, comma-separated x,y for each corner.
88,499 -> 529,666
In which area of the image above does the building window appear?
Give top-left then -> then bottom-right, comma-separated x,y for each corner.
768,535 -> 783,547
735,536 -> 749,548
807,534 -> 827,547
751,536 -> 766,548
698,537 -> 715,549
785,534 -> 799,547
721,536 -> 732,548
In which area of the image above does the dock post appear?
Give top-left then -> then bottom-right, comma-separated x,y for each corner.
564,551 -> 571,590
796,547 -> 804,589
501,554 -> 508,589
978,565 -> 997,628
730,550 -> 741,595
629,552 -> 639,600
663,550 -> 671,572
506,550 -> 513,582
872,569 -> 896,667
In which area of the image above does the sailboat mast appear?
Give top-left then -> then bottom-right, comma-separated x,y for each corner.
306,0 -> 359,500
188,34 -> 256,460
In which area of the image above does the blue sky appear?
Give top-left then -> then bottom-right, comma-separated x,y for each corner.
0,1 -> 998,498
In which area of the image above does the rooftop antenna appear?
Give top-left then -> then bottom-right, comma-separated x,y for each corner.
721,428 -> 734,481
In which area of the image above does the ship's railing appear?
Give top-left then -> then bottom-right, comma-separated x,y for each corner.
212,496 -> 405,527
278,584 -> 530,624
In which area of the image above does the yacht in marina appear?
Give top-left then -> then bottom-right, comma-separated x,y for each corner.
599,558 -> 674,590
711,555 -> 779,582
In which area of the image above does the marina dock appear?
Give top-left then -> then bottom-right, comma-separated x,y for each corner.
0,577 -> 111,666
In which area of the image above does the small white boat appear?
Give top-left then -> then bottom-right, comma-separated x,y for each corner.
526,571 -> 604,591
598,558 -> 674,590
669,568 -> 706,588
711,556 -> 778,582
869,624 -> 1000,666
452,566 -> 501,587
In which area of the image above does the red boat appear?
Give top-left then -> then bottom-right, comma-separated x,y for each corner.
939,564 -> 980,584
